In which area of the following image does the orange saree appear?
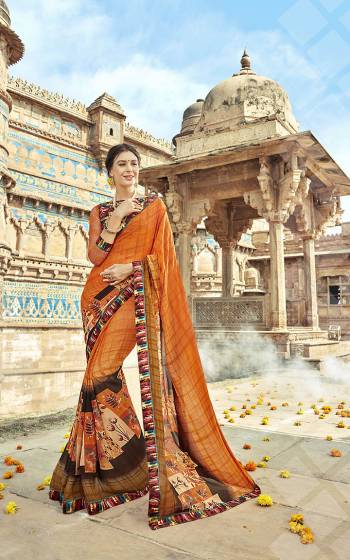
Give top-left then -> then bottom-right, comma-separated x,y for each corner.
49,192 -> 261,530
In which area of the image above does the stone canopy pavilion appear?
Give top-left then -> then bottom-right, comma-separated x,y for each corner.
140,51 -> 350,355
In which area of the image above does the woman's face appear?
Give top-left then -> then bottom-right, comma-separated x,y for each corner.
109,150 -> 140,190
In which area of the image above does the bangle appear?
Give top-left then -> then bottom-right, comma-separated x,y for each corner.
104,215 -> 125,234
96,235 -> 113,252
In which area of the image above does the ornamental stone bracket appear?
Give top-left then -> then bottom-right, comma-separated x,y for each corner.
204,201 -> 253,249
314,194 -> 343,238
243,153 -> 307,223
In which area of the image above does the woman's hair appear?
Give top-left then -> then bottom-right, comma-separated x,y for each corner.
105,143 -> 141,176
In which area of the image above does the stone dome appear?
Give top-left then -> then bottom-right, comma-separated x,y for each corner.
196,50 -> 298,134
180,98 -> 204,134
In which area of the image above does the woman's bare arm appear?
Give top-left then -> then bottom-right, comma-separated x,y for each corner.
87,206 -> 116,266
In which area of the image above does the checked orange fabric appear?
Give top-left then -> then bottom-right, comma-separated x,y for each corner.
49,192 -> 261,530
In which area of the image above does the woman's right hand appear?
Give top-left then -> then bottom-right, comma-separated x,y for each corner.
112,198 -> 143,220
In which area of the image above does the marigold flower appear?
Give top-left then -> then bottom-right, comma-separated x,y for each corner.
297,409 -> 304,415
16,464 -> 25,473
245,461 -> 257,471
0,483 -> 5,491
262,455 -> 270,462
262,436 -> 270,442
294,421 -> 301,426
223,409 -> 229,414
0,492 -> 3,500
261,417 -> 269,425
325,435 -> 333,441
336,421 -> 345,428
282,402 -> 289,406
270,406 -> 277,410
251,404 -> 256,409
289,521 -> 303,534
300,527 -> 314,544
290,513 -> 304,523
229,406 -> 236,411
257,461 -> 267,468
16,444 -> 23,450
280,470 -> 290,478
228,418 -> 235,423
257,494 -> 273,506
240,413 -> 246,418
243,443 -> 251,449
3,471 -> 13,479
4,456 -> 15,466
36,484 -> 46,491
64,432 -> 70,439
5,501 -> 19,514
330,448 -> 342,457
42,475 -> 52,486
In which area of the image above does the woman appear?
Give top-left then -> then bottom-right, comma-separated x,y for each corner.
49,142 -> 261,530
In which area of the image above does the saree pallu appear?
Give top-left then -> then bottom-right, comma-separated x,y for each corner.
49,193 -> 261,530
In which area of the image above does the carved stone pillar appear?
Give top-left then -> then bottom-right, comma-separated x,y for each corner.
302,235 -> 319,329
176,222 -> 193,297
0,9 -> 24,302
221,243 -> 234,297
269,221 -> 287,330
244,153 -> 307,330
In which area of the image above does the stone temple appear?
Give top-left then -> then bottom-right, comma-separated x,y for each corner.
0,3 -> 349,417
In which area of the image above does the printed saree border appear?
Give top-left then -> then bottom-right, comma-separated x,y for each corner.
49,485 -> 149,515
85,280 -> 134,360
132,258 -> 261,531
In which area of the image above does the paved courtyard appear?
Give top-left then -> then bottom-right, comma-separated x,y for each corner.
1,367 -> 350,560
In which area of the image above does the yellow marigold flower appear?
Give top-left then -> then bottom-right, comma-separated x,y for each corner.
336,421 -> 345,428
289,521 -> 303,534
326,435 -> 333,441
280,470 -> 290,478
228,418 -> 235,423
251,404 -> 256,409
290,513 -> 304,523
257,461 -> 267,468
262,455 -> 270,462
261,417 -> 269,425
0,482 -> 5,491
42,475 -> 52,486
3,471 -> 13,479
300,527 -> 314,544
229,406 -> 236,411
314,408 -> 320,415
36,484 -> 46,491
223,409 -> 229,414
297,409 -> 304,415
294,421 -> 301,426
297,402 -> 304,406
245,409 -> 252,415
5,501 -> 19,514
4,456 -> 15,466
257,494 -> 273,507
257,399 -> 263,405
240,413 -> 246,418
64,432 -> 70,439
262,436 -> 270,442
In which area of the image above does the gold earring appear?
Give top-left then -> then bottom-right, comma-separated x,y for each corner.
108,176 -> 114,186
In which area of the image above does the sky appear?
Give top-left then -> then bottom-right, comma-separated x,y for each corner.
8,0 -> 350,220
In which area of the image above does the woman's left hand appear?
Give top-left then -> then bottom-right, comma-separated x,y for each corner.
100,263 -> 133,286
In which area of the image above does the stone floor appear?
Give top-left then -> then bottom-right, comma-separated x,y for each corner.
1,368 -> 350,560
